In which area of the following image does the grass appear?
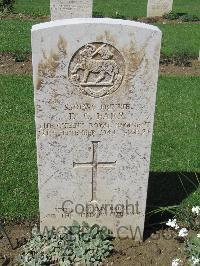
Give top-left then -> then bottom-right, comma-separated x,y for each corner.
0,75 -> 199,220
0,75 -> 38,220
13,0 -> 147,18
151,76 -> 199,172
0,19 -> 199,58
177,182 -> 200,229
0,19 -> 37,52
12,0 -> 200,18
173,0 -> 200,18
13,0 -> 50,17
93,0 -> 147,19
158,24 -> 200,58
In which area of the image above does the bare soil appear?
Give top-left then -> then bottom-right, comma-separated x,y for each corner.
0,53 -> 32,75
137,16 -> 200,24
160,61 -> 200,76
0,222 -> 187,266
0,221 -> 36,265
1,13 -> 199,25
104,230 -> 186,266
0,13 -> 49,21
0,53 -> 199,76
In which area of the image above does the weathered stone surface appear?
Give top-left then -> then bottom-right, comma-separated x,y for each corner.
147,0 -> 173,17
32,18 -> 161,240
50,0 -> 93,20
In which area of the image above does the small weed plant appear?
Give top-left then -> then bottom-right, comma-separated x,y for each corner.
13,52 -> 29,62
167,206 -> 200,266
163,11 -> 179,20
180,14 -> 199,22
163,11 -> 200,22
18,221 -> 113,265
0,0 -> 15,12
185,234 -> 200,266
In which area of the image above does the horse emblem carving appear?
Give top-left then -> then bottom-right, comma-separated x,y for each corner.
68,43 -> 125,98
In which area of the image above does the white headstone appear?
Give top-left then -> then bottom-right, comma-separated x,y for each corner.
50,0 -> 93,20
32,18 -> 161,240
147,0 -> 173,17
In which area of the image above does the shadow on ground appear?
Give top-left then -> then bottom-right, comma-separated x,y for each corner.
144,172 -> 199,238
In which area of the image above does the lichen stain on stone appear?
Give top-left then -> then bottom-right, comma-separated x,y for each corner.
36,51 -> 59,90
36,36 -> 68,91
105,31 -> 117,45
122,38 -> 145,88
57,35 -> 68,56
36,78 -> 43,91
48,89 -> 65,110
96,31 -> 116,45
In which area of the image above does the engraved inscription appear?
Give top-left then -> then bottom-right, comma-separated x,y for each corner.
73,141 -> 116,202
68,43 -> 125,98
51,0 -> 92,20
39,121 -> 151,138
38,101 -> 151,138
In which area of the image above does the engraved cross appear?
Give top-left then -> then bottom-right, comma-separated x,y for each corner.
73,141 -> 116,202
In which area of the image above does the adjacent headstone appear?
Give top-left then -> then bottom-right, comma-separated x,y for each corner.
50,0 -> 93,20
32,18 -> 162,240
147,0 -> 173,17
